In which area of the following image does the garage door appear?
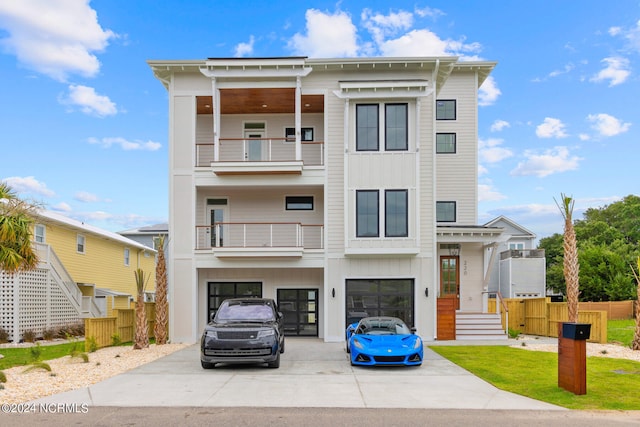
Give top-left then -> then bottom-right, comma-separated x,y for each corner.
345,279 -> 414,327
207,282 -> 262,321
277,289 -> 318,336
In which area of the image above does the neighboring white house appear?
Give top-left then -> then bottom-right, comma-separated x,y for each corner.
483,216 -> 546,299
148,56 -> 507,343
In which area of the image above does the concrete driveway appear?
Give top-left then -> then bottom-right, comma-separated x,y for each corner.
33,338 -> 562,410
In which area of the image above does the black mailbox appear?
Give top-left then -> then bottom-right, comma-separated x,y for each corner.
562,323 -> 591,340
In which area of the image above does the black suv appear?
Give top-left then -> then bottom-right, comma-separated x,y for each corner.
200,298 -> 285,369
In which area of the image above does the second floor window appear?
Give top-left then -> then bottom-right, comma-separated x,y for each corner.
124,248 -> 130,266
356,190 -> 379,237
77,234 -> 86,254
436,133 -> 456,153
34,224 -> 45,243
436,201 -> 456,222
385,190 -> 408,237
357,189 -> 409,238
356,103 -> 409,151
436,100 -> 456,120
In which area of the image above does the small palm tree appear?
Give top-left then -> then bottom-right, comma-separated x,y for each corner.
0,183 -> 39,273
555,194 -> 579,323
133,268 -> 149,350
630,257 -> 640,351
153,235 -> 168,345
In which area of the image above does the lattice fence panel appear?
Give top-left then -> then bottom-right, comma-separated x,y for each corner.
18,269 -> 49,338
0,271 -> 16,340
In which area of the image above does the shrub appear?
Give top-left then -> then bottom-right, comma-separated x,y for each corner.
42,328 -> 56,341
111,333 -> 121,347
508,328 -> 521,339
23,362 -> 51,373
0,370 -> 6,383
86,336 -> 98,353
29,343 -> 43,362
22,330 -> 36,343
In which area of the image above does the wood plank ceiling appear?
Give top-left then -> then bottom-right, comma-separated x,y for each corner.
197,89 -> 324,114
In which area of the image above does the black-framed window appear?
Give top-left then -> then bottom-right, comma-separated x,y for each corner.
436,201 -> 456,222
286,196 -> 314,210
285,127 -> 314,142
385,103 -> 408,151
346,279 -> 415,326
356,104 -> 379,151
356,190 -> 379,237
385,190 -> 408,237
436,99 -> 456,120
436,133 -> 456,153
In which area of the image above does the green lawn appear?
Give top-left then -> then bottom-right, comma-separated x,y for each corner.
0,342 -> 82,370
608,319 -> 635,347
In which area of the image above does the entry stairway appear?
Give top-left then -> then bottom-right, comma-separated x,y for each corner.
456,312 -> 508,340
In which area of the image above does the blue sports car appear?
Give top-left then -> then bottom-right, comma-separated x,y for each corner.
346,316 -> 423,366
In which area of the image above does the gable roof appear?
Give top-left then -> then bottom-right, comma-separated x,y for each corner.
483,215 -> 536,239
35,210 -> 156,252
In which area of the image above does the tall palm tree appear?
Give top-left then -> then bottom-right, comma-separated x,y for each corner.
630,257 -> 640,351
555,193 -> 579,323
133,268 -> 149,350
0,183 -> 39,273
153,235 -> 168,345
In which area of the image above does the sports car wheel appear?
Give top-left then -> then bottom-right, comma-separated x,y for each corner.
201,361 -> 216,369
346,341 -> 350,353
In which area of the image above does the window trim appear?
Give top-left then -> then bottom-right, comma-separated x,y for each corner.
285,195 -> 314,211
436,201 -> 457,223
384,103 -> 408,151
436,99 -> 456,120
356,104 -> 380,151
124,248 -> 130,266
76,234 -> 86,254
436,133 -> 457,154
34,224 -> 46,243
385,189 -> 408,237
356,190 -> 380,237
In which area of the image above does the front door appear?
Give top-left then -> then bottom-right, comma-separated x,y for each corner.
245,130 -> 265,161
440,256 -> 460,310
277,289 -> 318,336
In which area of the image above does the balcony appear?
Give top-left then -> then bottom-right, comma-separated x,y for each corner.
196,222 -> 324,257
500,249 -> 545,260
196,138 -> 324,174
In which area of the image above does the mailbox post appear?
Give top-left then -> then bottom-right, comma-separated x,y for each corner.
558,322 -> 591,395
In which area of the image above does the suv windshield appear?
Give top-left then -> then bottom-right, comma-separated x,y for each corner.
215,302 -> 275,322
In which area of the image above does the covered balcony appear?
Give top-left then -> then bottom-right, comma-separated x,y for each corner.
195,222 -> 323,257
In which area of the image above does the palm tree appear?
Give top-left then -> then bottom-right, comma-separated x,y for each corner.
0,183 -> 39,273
555,194 -> 579,323
153,235 -> 168,345
630,257 -> 640,351
133,268 -> 149,350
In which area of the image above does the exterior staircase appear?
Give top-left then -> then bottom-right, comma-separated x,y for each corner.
456,312 -> 508,340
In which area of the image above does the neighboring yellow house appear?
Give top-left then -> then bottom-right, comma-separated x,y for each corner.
33,210 -> 157,299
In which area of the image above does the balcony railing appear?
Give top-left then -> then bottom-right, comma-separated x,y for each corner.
196,223 -> 324,250
500,249 -> 545,260
196,138 -> 324,167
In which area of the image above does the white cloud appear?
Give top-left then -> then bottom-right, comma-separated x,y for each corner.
87,137 -> 162,151
578,133 -> 590,141
234,35 -> 255,57
74,191 -> 99,203
479,138 -> 513,163
361,8 -> 413,45
478,183 -> 506,202
587,113 -> 631,137
61,85 -> 118,117
414,6 -> 445,19
1,176 -> 55,197
478,76 -> 500,106
378,28 -> 482,59
52,202 -> 71,212
536,117 -> 568,139
288,9 -> 359,57
490,120 -> 510,132
548,63 -> 575,78
590,57 -> 630,86
511,146 -> 582,177
0,0 -> 116,81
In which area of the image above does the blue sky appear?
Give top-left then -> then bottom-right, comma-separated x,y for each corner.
0,1 -> 638,241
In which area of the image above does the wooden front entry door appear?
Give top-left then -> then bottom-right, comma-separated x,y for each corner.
440,256 -> 460,310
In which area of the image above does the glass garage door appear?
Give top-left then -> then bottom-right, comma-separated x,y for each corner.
345,279 -> 414,327
207,282 -> 262,322
277,289 -> 318,336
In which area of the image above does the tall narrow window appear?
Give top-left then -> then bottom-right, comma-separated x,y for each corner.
124,248 -> 130,266
436,201 -> 456,222
436,133 -> 456,153
385,190 -> 408,237
356,190 -> 379,237
436,100 -> 456,120
385,104 -> 408,151
34,224 -> 45,243
356,104 -> 379,151
77,234 -> 86,254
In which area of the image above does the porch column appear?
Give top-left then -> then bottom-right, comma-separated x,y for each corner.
211,77 -> 220,162
295,76 -> 302,161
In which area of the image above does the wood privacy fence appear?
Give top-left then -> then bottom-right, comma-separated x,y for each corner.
84,303 -> 156,351
489,297 -> 609,343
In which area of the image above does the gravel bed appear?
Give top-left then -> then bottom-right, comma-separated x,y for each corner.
511,335 -> 640,361
0,343 -> 189,404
